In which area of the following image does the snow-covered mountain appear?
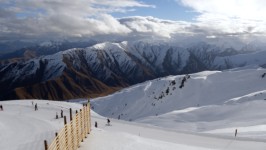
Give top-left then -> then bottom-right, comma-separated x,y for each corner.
1,64 -> 266,150
1,41 -> 266,100
0,40 -> 98,65
92,68 -> 266,137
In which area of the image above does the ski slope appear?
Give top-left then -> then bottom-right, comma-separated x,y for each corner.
0,99 -> 266,150
1,68 -> 266,150
92,68 -> 266,139
79,115 -> 266,150
0,100 -> 82,150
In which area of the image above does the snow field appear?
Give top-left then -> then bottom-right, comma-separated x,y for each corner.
1,68 -> 266,150
0,100 -> 82,150
91,68 -> 266,142
79,116 -> 266,150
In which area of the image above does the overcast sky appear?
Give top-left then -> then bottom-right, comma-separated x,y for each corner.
1,0 -> 266,42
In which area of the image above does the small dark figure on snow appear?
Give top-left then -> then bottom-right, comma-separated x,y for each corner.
35,103 -> 38,111
56,112 -> 59,119
0,105 -> 3,111
179,83 -> 184,89
179,76 -> 186,89
118,115 -> 120,120
262,73 -> 266,78
235,129 -> 238,137
61,110 -> 63,118
95,121 -> 98,128
107,118 -> 110,125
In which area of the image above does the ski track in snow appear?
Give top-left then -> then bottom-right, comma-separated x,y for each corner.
144,81 -> 152,92
225,90 -> 266,103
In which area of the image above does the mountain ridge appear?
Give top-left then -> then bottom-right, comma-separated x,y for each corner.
1,41 -> 266,100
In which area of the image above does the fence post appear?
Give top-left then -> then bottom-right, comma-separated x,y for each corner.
64,116 -> 69,150
87,100 -> 90,134
84,104 -> 88,135
86,104 -> 89,134
83,104 -> 87,139
76,110 -> 80,148
70,108 -> 73,121
69,108 -> 75,150
64,116 -> 67,125
55,132 -> 60,150
88,102 -> 91,133
80,109 -> 84,142
84,105 -> 87,138
44,140 -> 48,150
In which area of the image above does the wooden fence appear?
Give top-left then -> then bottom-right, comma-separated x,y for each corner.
44,103 -> 91,150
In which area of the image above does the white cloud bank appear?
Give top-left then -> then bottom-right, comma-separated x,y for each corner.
119,16 -> 191,38
178,0 -> 266,37
1,0 -> 266,41
0,0 -> 155,40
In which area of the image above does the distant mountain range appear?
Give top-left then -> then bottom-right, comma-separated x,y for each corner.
0,40 -> 98,64
1,41 -> 266,100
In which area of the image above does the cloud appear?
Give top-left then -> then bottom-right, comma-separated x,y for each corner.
119,16 -> 191,38
1,0 -> 266,42
0,0 -> 154,41
0,0 -> 191,41
178,0 -> 266,37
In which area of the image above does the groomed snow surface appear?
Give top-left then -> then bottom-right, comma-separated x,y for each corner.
1,68 -> 266,150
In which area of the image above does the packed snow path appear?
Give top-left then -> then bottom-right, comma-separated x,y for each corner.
79,115 -> 266,150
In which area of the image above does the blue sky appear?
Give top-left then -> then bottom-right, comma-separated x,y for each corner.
112,0 -> 198,21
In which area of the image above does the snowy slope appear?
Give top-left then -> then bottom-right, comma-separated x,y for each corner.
92,68 -> 266,139
0,100 -> 82,150
138,100 -> 266,136
1,99 -> 266,150
214,50 -> 266,69
92,68 -> 266,120
0,51 -> 65,83
81,116 -> 266,150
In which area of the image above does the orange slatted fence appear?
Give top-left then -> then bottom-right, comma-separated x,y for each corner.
44,102 -> 91,150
